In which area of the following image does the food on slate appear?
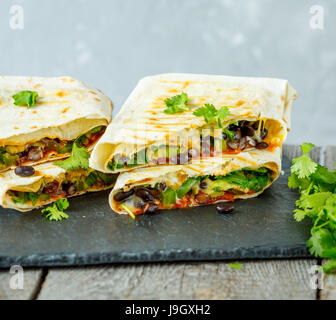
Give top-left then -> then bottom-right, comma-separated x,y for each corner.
0,161 -> 117,212
0,76 -> 113,172
110,148 -> 281,217
90,73 -> 297,173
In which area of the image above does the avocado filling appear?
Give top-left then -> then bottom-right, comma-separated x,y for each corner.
0,126 -> 105,170
113,167 -> 275,215
7,169 -> 116,206
107,120 -> 270,171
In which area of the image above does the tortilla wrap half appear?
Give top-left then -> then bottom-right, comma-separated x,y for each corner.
109,147 -> 281,216
0,76 -> 113,172
0,162 -> 117,212
90,73 -> 296,174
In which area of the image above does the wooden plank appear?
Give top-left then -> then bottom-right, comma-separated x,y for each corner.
37,145 -> 318,300
38,260 -> 316,300
319,146 -> 336,300
0,268 -> 43,300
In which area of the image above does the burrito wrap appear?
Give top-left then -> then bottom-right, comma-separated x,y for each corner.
90,73 -> 296,173
109,147 -> 281,215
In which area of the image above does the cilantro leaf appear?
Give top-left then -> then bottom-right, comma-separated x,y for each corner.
322,259 -> 336,273
12,91 -> 38,107
42,199 -> 70,221
307,229 -> 336,258
193,104 -> 230,128
54,142 -> 89,171
228,262 -> 243,270
291,154 -> 318,179
163,92 -> 189,114
293,209 -> 306,222
301,143 -> 315,154
288,173 -> 301,189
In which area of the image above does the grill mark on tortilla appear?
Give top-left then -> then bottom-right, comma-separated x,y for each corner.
183,165 -> 203,174
37,100 -> 71,104
61,107 -> 70,113
235,156 -> 257,166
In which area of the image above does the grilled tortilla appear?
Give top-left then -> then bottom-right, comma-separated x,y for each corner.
0,76 -> 113,172
90,73 -> 296,174
0,162 -> 117,212
110,147 -> 281,216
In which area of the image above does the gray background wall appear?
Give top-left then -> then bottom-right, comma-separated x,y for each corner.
0,0 -> 335,146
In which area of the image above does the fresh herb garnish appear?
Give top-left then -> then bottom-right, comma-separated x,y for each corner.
164,92 -> 190,114
228,262 -> 243,270
193,104 -> 230,128
223,128 -> 235,140
12,91 -> 38,107
54,142 -> 90,171
42,198 -> 70,221
289,143 -> 336,273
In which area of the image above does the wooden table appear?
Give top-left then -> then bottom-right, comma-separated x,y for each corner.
1,145 -> 335,300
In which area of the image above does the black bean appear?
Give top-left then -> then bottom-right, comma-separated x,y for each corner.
241,126 -> 255,137
14,166 -> 35,177
216,204 -> 234,214
228,124 -> 238,131
43,181 -> 60,195
27,147 -> 43,161
135,188 -> 155,202
158,182 -> 167,192
134,199 -> 145,208
66,184 -> 77,196
200,181 -> 208,189
227,140 -> 240,150
238,120 -> 247,127
145,203 -> 158,214
17,151 -> 27,158
148,188 -> 160,199
256,142 -> 269,149
222,132 -> 228,140
246,136 -> 257,147
239,137 -> 247,150
114,189 -> 134,202
233,128 -> 242,140
260,128 -> 268,140
252,121 -> 259,130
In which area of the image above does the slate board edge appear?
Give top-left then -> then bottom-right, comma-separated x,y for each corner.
0,245 -> 312,268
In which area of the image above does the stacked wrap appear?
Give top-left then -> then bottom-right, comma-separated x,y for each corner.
89,73 -> 297,216
0,76 -> 115,211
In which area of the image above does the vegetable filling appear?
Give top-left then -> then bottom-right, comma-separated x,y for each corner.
0,126 -> 105,170
107,120 -> 271,171
113,167 -> 275,215
7,169 -> 116,206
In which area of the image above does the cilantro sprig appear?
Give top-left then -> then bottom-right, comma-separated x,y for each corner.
54,141 -> 90,171
228,262 -> 243,270
193,104 -> 230,128
12,91 -> 38,107
163,92 -> 190,114
289,143 -> 336,273
42,198 -> 70,221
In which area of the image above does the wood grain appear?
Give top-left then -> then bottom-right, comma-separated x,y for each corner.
38,260 -> 316,300
319,146 -> 336,300
0,268 -> 42,300
36,145 -> 318,300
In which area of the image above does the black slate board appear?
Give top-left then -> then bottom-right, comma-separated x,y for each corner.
0,156 -> 312,268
